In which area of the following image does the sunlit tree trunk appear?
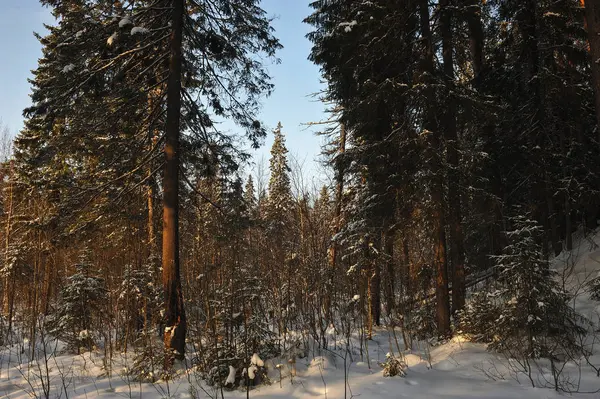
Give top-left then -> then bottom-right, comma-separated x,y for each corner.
419,0 -> 451,336
162,0 -> 187,361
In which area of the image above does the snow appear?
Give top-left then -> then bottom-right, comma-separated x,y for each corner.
251,353 -> 264,367
107,32 -> 117,46
0,230 -> 599,398
62,64 -> 75,73
339,20 -> 358,33
247,364 -> 258,380
226,365 -> 236,385
0,328 -> 599,398
118,16 -> 132,28
130,26 -> 149,35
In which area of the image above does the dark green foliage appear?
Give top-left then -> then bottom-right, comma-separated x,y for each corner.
458,291 -> 500,342
462,215 -> 586,360
47,251 -> 107,351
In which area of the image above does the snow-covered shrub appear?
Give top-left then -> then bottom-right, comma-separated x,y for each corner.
380,353 -> 406,377
126,331 -> 165,382
244,353 -> 269,387
47,250 -> 107,352
405,304 -> 437,341
405,265 -> 438,340
458,291 -> 500,342
200,345 -> 236,387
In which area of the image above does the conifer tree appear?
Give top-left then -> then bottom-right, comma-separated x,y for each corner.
266,122 -> 293,228
47,251 -> 106,352
15,0 -> 281,358
487,215 -> 584,360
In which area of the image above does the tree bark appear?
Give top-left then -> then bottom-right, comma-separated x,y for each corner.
440,0 -> 466,314
3,162 -> 13,317
369,248 -> 381,326
162,0 -> 186,361
419,0 -> 451,336
383,230 -> 395,317
324,124 -> 346,321
465,0 -> 484,80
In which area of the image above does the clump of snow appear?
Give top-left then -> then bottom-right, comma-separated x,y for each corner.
119,16 -> 132,28
78,330 -> 89,340
544,12 -> 562,18
225,365 -> 236,385
75,30 -> 84,38
131,26 -> 149,35
247,365 -> 257,380
62,64 -> 75,73
251,353 -> 264,367
107,32 -> 118,46
339,20 -> 358,32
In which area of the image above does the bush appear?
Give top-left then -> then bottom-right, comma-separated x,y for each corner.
380,353 -> 406,377
458,291 -> 500,342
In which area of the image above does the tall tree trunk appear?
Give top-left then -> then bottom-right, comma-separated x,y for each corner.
465,0 -> 484,80
419,0 -> 451,336
440,0 -> 466,314
325,123 -> 346,320
147,96 -> 158,255
369,234 -> 382,328
383,230 -> 395,317
3,162 -> 13,317
583,0 -> 600,135
162,0 -> 186,361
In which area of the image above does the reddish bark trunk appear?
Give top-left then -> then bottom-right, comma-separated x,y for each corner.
162,0 -> 187,361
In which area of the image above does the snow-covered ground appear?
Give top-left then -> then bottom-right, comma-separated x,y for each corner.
1,230 -> 600,398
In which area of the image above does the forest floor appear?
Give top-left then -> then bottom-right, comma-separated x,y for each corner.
1,231 -> 600,398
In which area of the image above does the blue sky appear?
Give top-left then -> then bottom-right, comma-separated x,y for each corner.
0,0 -> 327,183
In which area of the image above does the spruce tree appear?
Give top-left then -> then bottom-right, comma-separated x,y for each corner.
47,250 -> 107,352
486,215 -> 584,360
16,0 -> 281,358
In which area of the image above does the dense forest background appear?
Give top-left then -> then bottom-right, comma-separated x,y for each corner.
2,0 -> 600,392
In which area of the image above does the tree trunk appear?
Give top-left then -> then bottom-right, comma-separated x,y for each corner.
583,0 -> 600,135
369,253 -> 381,326
3,162 -> 13,318
325,123 -> 346,320
383,230 -> 395,317
419,0 -> 451,336
162,0 -> 186,361
440,0 -> 466,314
465,0 -> 484,80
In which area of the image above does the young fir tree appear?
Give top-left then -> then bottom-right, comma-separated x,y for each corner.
47,250 -> 107,352
464,215 -> 585,359
264,122 -> 296,337
266,123 -> 293,230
